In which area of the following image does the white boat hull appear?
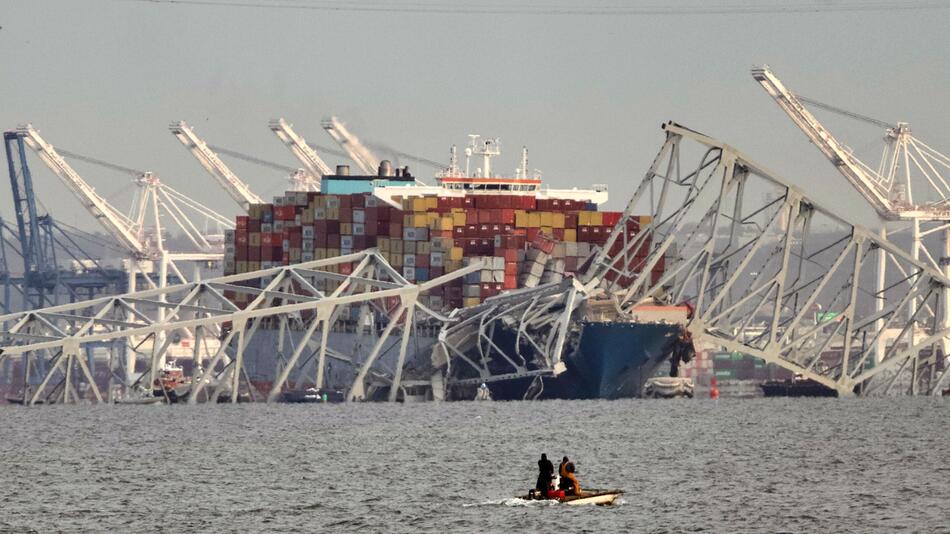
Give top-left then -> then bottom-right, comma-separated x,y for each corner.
562,492 -> 621,506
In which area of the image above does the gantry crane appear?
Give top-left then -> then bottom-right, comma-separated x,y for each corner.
269,118 -> 330,190
169,120 -> 264,211
18,123 -> 233,385
321,116 -> 381,175
753,64 -> 950,364
3,132 -> 125,310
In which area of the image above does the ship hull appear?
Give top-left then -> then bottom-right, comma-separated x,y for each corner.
486,321 -> 681,400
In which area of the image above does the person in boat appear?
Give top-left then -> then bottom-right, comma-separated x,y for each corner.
558,456 -> 581,496
536,454 -> 554,492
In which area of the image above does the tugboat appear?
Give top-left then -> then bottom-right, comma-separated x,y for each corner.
153,363 -> 191,403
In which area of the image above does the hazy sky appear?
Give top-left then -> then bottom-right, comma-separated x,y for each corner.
2,0 -> 948,234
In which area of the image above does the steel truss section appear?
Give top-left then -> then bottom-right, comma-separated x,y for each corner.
431,280 -> 581,400
586,122 -> 950,396
0,250 -> 480,405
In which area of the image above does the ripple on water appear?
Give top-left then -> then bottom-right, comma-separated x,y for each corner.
0,398 -> 946,532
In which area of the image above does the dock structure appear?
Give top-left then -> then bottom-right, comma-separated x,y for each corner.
0,250 -> 480,405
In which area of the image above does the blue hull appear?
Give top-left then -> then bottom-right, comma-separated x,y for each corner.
488,321 -> 682,400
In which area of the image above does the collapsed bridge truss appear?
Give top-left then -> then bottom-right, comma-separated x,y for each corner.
0,250 -> 479,405
586,122 -> 950,396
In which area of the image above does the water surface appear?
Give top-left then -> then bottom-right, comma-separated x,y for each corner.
1,398 -> 946,532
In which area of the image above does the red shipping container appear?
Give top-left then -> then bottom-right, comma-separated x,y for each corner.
278,206 -> 297,221
553,228 -> 565,240
315,233 -> 327,247
562,199 -> 576,211
340,208 -> 353,223
578,226 -> 591,241
353,235 -> 368,249
477,210 -> 491,224
339,262 -> 353,275
504,262 -> 518,275
247,219 -> 261,233
463,196 -> 475,208
430,266 -> 444,278
565,213 -> 579,228
591,225 -> 603,242
390,223 -> 402,238
326,220 -> 340,234
504,274 -> 518,289
416,254 -> 430,268
235,245 -> 248,260
248,247 -> 261,261
365,220 -> 378,235
236,215 -> 249,229
602,211 -> 622,227
236,232 -> 248,246
339,195 -> 352,209
453,226 -> 465,238
526,228 -> 539,242
465,224 -> 478,237
327,234 -> 341,248
351,194 -> 365,208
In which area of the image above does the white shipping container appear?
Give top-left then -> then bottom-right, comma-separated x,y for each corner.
463,284 -> 481,297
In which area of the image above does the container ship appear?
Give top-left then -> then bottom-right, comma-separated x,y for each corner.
219,136 -> 682,400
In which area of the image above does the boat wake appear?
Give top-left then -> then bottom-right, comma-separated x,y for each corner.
463,498 -> 559,508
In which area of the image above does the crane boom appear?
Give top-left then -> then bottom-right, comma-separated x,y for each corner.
169,121 -> 263,211
751,65 -> 897,220
321,116 -> 380,175
269,118 -> 331,184
16,124 -> 146,256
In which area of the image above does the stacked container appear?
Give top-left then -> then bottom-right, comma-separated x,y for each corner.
223,191 -> 662,310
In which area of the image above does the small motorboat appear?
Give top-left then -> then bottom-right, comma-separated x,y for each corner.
521,488 -> 624,506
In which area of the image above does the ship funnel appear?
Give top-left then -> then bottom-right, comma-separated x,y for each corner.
336,164 -> 350,176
